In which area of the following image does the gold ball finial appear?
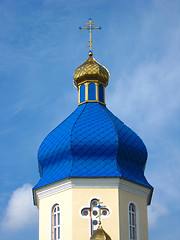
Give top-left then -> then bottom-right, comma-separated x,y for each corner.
89,51 -> 93,57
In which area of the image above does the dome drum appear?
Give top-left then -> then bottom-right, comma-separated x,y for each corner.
78,82 -> 105,105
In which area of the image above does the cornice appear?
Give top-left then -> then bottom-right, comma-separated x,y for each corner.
33,178 -> 152,207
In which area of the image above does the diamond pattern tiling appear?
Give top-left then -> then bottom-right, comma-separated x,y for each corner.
33,104 -> 86,189
101,105 -> 151,188
70,103 -> 120,177
34,102 -> 152,190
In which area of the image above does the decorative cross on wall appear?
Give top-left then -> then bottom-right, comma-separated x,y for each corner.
81,198 -> 110,235
79,18 -> 101,53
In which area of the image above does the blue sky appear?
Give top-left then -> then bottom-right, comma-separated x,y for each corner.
0,0 -> 180,239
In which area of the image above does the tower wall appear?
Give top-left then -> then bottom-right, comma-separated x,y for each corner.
39,189 -> 73,240
119,189 -> 149,240
35,178 -> 151,240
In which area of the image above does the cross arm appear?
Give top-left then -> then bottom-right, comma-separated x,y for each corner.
86,22 -> 95,25
92,27 -> 101,29
87,41 -> 95,47
79,27 -> 89,30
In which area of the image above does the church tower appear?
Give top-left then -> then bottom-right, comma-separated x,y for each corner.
33,19 -> 153,240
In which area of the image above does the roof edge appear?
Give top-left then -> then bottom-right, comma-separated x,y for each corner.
33,177 -> 153,207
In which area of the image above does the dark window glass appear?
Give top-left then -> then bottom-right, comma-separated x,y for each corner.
58,227 -> 60,239
92,220 -> 98,225
98,85 -> 104,103
92,210 -> 98,216
80,84 -> 85,103
88,83 -> 96,100
54,214 -> 56,226
54,228 -> 56,240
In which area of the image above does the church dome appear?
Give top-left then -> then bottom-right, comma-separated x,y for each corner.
34,101 -> 152,189
33,48 -> 153,191
90,223 -> 111,240
73,52 -> 109,87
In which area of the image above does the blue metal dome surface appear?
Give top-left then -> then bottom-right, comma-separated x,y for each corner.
34,102 -> 152,189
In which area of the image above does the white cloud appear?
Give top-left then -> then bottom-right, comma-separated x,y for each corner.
108,49 -> 180,135
1,184 -> 38,231
148,201 -> 168,227
107,3 -> 180,135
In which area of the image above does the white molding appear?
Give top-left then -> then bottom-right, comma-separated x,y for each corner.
119,179 -> 151,201
33,178 -> 152,207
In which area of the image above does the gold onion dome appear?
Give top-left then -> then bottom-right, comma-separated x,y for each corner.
73,52 -> 110,88
90,222 -> 112,240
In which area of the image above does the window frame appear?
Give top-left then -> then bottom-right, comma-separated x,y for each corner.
52,204 -> 60,240
128,202 -> 139,240
98,84 -> 104,103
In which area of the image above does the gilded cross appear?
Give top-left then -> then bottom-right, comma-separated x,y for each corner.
96,200 -> 106,224
79,18 -> 101,53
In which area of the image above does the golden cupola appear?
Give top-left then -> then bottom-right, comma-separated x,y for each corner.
90,222 -> 112,240
73,51 -> 110,87
73,52 -> 110,106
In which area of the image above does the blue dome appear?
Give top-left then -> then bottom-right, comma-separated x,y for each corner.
34,102 -> 152,189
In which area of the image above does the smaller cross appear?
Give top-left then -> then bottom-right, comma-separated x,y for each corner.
81,198 -> 110,235
96,200 -> 106,224
79,18 -> 101,53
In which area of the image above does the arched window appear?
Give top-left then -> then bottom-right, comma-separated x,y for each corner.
88,83 -> 96,100
129,203 -> 136,240
98,84 -> 104,103
80,84 -> 85,103
52,204 -> 60,240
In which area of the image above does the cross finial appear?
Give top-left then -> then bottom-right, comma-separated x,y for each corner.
96,200 -> 106,224
79,18 -> 101,55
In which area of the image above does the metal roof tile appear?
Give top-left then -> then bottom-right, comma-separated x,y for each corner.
34,102 -> 152,189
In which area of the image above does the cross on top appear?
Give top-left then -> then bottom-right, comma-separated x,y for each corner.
79,18 -> 101,53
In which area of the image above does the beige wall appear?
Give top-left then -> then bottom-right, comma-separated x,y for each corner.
39,189 -> 73,240
72,188 -> 119,240
119,189 -> 148,240
38,187 -> 148,240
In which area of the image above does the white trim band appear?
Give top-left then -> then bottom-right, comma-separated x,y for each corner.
33,178 -> 152,207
